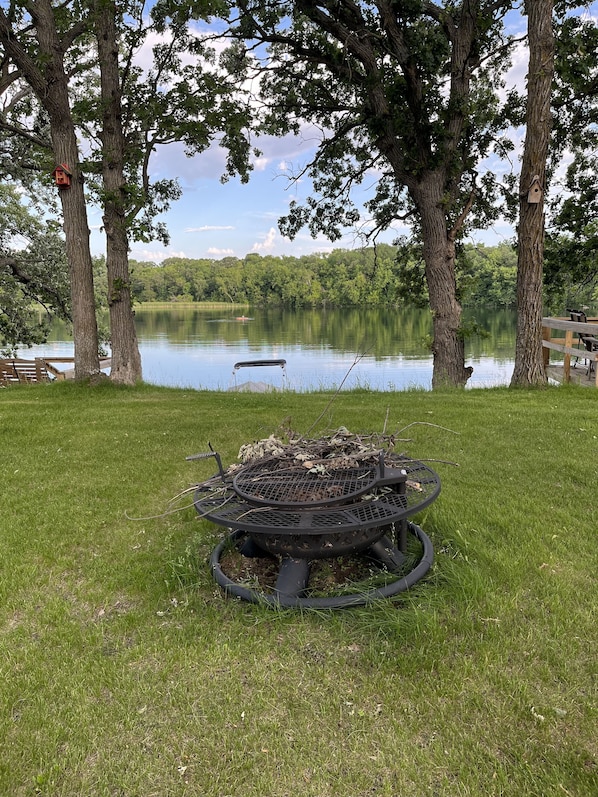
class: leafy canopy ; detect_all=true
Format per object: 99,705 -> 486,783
229,0 -> 517,243
0,185 -> 70,353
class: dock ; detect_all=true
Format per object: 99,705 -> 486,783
546,363 -> 596,387
542,316 -> 598,388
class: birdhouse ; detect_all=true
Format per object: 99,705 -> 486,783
51,163 -> 72,188
527,175 -> 543,204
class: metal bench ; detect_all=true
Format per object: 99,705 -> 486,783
581,334 -> 598,378
569,310 -> 585,366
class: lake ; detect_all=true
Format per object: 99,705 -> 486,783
30,305 -> 519,391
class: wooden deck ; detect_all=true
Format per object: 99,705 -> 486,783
542,317 -> 598,388
546,363 -> 596,387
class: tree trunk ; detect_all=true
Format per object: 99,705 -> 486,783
95,0 -> 142,385
55,127 -> 102,380
413,174 -> 472,388
0,1 -> 101,380
511,0 -> 554,387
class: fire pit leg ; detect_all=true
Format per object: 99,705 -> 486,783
397,519 -> 408,553
237,536 -> 266,558
275,557 -> 310,598
368,535 -> 405,570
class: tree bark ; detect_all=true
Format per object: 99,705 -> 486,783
94,0 -> 142,385
511,0 -> 554,387
413,173 -> 472,388
0,2 -> 101,380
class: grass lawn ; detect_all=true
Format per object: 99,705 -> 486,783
1,380 -> 597,797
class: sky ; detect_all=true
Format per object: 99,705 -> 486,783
86,5 -> 596,265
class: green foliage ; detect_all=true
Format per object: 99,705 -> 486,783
72,0 -> 256,247
1,0 -> 256,251
457,243 -> 518,308
544,227 -> 598,309
129,242 -> 520,309
545,13 -> 598,304
231,0 -> 518,243
394,237 -> 428,308
0,185 -> 70,352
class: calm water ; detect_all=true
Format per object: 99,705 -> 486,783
30,306 -> 518,391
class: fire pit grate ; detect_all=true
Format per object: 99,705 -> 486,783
190,442 -> 441,608
195,457 -> 438,533
232,457 -> 380,507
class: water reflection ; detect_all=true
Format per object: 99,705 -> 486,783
33,306 -> 517,391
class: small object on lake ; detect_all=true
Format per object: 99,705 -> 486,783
229,380 -> 275,393
230,359 -> 288,392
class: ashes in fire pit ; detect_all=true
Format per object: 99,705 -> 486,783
189,430 -> 441,608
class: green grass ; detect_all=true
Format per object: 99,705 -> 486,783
1,380 -> 597,797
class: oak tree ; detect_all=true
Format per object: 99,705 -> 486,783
0,0 -> 101,379
0,0 -> 254,382
230,0 -> 517,386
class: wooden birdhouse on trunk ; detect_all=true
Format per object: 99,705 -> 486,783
51,163 -> 72,189
526,175 -> 543,204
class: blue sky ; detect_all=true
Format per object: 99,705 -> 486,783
89,124 -> 426,263
87,4 -> 596,264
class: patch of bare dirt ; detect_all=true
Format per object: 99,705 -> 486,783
220,544 -> 395,596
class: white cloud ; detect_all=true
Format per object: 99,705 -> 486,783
207,247 -> 234,255
252,156 -> 270,171
186,225 -> 235,232
246,129 -> 322,175
130,248 -> 187,262
246,209 -> 280,221
149,125 -> 321,191
501,41 -> 529,99
252,227 -> 277,252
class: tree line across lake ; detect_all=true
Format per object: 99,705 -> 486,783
125,243 -> 522,310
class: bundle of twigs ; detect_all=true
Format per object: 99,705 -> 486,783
233,427 -> 403,476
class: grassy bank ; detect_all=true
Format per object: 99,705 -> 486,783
1,381 -> 597,797
134,301 -> 250,310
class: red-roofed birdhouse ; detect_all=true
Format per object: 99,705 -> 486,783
51,163 -> 72,188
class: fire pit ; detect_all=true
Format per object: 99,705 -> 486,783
190,436 -> 441,608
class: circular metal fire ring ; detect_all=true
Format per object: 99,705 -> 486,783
194,457 -> 440,537
209,522 -> 434,609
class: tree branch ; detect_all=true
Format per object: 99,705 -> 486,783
1,256 -> 71,318
0,118 -> 50,148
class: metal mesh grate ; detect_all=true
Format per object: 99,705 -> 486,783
232,458 -> 379,507
194,457 -> 440,536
